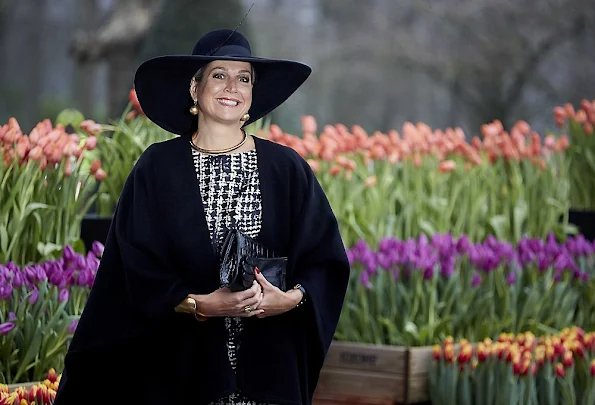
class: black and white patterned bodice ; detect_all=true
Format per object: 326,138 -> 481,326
193,147 -> 262,246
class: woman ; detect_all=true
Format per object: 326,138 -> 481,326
54,29 -> 350,405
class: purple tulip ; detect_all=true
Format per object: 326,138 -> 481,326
0,283 -> 12,300
75,254 -> 87,270
24,265 -> 37,282
346,249 -> 354,265
67,318 -> 79,334
12,271 -> 24,288
6,262 -> 18,272
28,289 -> 40,304
361,251 -> 378,274
8,312 -> 16,321
554,253 -> 572,273
545,233 -> 560,257
456,235 -> 471,254
77,270 -> 90,286
92,241 -> 105,257
58,288 -> 69,303
63,245 -> 75,262
471,273 -> 481,287
423,266 -> 435,280
440,256 -> 455,278
359,271 -> 372,289
506,271 -> 517,285
0,322 -> 15,335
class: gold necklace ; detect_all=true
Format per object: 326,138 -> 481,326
189,129 -> 248,154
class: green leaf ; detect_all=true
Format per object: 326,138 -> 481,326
37,241 -> 64,258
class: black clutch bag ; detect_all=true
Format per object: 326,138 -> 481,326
219,228 -> 287,292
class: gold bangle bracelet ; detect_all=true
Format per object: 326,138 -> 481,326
185,297 -> 208,322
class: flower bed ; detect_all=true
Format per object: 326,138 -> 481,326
0,243 -> 101,384
429,327 -> 595,405
0,117 -> 105,265
553,99 -> 595,211
0,369 -> 59,405
337,233 -> 595,346
266,117 -> 571,246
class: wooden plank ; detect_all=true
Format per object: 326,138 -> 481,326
407,346 -> 433,375
315,367 -> 406,404
406,346 -> 434,403
324,341 -> 408,374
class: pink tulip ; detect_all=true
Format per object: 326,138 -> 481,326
301,115 -> 317,134
85,136 -> 98,150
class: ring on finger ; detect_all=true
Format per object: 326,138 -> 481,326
243,305 -> 252,313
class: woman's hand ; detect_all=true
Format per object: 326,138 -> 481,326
194,281 -> 264,318
254,268 -> 303,318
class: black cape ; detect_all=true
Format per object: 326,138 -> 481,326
54,135 -> 350,405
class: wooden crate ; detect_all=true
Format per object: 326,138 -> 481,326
313,341 -> 433,405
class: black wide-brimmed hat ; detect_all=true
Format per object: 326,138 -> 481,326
133,29 -> 312,136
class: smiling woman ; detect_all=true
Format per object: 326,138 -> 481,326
189,60 -> 255,153
53,29 -> 350,405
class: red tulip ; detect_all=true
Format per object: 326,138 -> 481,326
555,362 -> 565,378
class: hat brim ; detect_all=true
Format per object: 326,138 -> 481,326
133,55 -> 312,136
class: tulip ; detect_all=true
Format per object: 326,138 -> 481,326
67,319 -> 78,334
0,322 -> 15,335
94,168 -> 107,181
58,288 -> 69,303
432,345 -> 441,360
28,289 -> 40,304
555,362 -> 565,378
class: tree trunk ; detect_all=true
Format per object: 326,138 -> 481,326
73,0 -> 97,117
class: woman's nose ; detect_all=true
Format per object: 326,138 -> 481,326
225,78 -> 238,92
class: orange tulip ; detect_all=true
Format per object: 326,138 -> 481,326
301,115 -> 317,134
564,102 -> 575,118
307,159 -> 320,173
94,168 -> 107,181
438,160 -> 456,173
80,120 -> 102,136
364,175 -> 377,188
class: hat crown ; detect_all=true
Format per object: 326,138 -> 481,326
191,29 -> 252,58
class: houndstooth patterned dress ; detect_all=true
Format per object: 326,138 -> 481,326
192,146 -> 274,405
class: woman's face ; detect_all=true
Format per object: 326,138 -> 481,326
194,60 -> 253,125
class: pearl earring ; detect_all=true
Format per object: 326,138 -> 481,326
241,113 -> 250,122
189,101 -> 199,115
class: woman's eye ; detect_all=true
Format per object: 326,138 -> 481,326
240,76 -> 250,83
213,73 -> 224,79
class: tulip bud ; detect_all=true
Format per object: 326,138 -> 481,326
364,175 -> 377,188
555,362 -> 565,378
306,159 -> 320,173
590,359 -> 595,376
562,350 -> 574,368
46,368 -> 58,383
0,322 -> 15,335
58,289 -> 69,303
443,344 -> 455,363
432,345 -> 441,360
94,168 -> 107,181
477,343 -> 488,362
329,165 -> 341,177
458,344 -> 473,364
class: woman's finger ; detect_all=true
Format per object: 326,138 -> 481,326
254,269 -> 273,289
